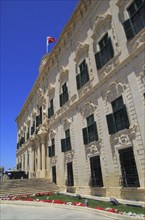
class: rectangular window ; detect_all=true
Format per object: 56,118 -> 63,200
90,156 -> 103,187
61,129 -> 71,152
67,162 -> 74,186
119,147 -> 140,187
82,114 -> 98,145
76,59 -> 89,90
48,138 -> 55,157
52,166 -> 57,184
106,96 -> 130,134
123,0 -> 145,40
60,83 -> 69,107
48,99 -> 54,118
95,33 -> 114,70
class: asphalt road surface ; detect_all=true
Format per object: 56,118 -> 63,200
1,203 -> 116,220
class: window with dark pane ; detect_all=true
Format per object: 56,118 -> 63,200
90,156 -> 103,187
48,138 -> 55,157
95,33 -> 114,70
119,147 -> 140,187
52,166 -> 57,184
65,129 -> 71,151
60,82 -> 69,107
48,99 -> 54,118
123,0 -> 145,40
67,162 -> 74,186
76,59 -> 89,90
82,114 -> 98,145
106,96 -> 130,134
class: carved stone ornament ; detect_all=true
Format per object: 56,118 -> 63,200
59,66 -> 69,82
78,80 -> 93,98
37,88 -> 46,108
63,118 -> 71,130
105,81 -> 125,103
48,83 -> 55,96
81,102 -> 96,118
85,138 -> 102,158
74,42 -> 89,62
64,150 -> 74,163
49,129 -> 56,139
116,0 -> 127,7
26,116 -> 31,125
37,124 -> 48,136
50,156 -> 57,166
32,108 -> 37,118
23,123 -> 27,131
110,124 -> 138,147
131,30 -> 145,51
39,54 -> 49,74
91,13 -> 112,39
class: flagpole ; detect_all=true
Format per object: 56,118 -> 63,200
46,37 -> 49,53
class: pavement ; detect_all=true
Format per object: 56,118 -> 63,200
0,200 -> 144,220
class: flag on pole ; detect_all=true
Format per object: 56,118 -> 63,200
46,36 -> 56,53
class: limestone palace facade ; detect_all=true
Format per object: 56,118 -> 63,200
16,0 -> 145,201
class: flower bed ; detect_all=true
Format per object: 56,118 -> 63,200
1,192 -> 145,218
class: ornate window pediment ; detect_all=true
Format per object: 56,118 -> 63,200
91,13 -> 112,39
37,88 -> 46,108
48,83 -> 55,96
81,102 -> 97,118
59,66 -> 69,83
105,81 -> 126,103
32,108 -> 37,118
63,118 -> 71,130
49,129 -> 56,139
74,42 -> 89,62
26,116 -> 31,125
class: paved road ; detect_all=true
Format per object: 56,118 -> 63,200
1,203 -> 116,220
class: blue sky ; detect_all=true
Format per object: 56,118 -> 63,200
0,0 -> 79,171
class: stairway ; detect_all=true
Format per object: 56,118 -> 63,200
0,179 -> 59,197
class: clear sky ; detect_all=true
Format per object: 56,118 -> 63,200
0,0 -> 79,171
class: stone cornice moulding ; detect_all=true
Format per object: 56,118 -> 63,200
74,42 -> 89,62
59,66 -> 69,82
48,83 -> 55,96
91,13 -> 112,39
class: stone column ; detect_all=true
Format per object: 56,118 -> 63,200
39,134 -> 46,178
37,143 -> 41,171
30,146 -> 35,178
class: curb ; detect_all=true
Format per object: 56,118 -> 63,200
1,200 -> 144,220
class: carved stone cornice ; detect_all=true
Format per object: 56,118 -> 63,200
129,29 -> 145,53
78,80 -> 93,98
63,118 -> 71,130
59,66 -> 69,83
48,83 -> 55,97
39,54 -> 49,75
81,102 -> 97,118
91,13 -> 112,39
74,42 -> 89,62
105,81 -> 126,103
37,88 -> 46,108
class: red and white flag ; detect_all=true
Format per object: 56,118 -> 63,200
46,36 -> 56,53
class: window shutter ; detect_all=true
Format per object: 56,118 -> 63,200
123,19 -> 135,40
122,105 -> 130,129
48,107 -> 51,118
82,127 -> 89,145
60,93 -> 63,107
48,146 -> 52,157
106,113 -> 116,134
52,145 -> 55,157
61,139 -> 66,152
76,74 -> 81,90
108,37 -> 114,59
93,122 -> 98,141
95,52 -> 102,70
36,115 -> 39,127
85,64 -> 89,81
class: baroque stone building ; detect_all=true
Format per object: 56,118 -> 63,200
16,0 -> 145,201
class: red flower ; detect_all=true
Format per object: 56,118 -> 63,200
96,207 -> 105,211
